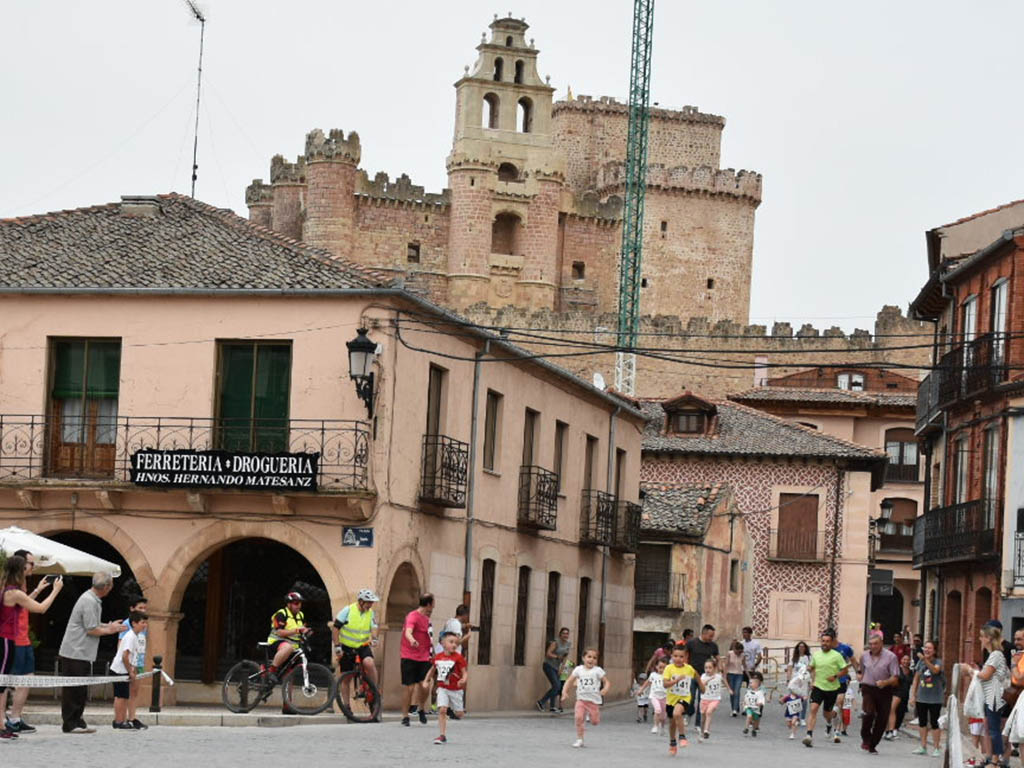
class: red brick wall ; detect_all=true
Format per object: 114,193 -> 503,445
768,367 -> 919,391
248,202 -> 272,231
304,160 -> 357,260
446,168 -> 494,307
558,215 -> 620,311
271,183 -> 304,242
937,568 -> 1001,664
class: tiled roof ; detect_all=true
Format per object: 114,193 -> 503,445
0,194 -> 387,291
640,482 -> 727,538
641,398 -> 886,461
728,387 -> 918,409
937,198 -> 1024,230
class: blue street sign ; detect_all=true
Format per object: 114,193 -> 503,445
342,526 -> 374,548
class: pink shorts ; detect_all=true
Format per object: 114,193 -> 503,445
651,697 -> 666,716
575,700 -> 601,726
700,699 -> 720,715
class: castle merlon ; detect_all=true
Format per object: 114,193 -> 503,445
356,171 -> 450,206
245,179 -> 273,206
554,95 -> 726,128
595,162 -> 762,204
270,155 -> 306,184
305,128 -> 361,164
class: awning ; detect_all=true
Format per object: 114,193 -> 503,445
0,527 -> 122,576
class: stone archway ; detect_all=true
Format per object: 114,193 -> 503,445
945,590 -> 963,664
379,561 -> 423,703
31,517 -> 156,594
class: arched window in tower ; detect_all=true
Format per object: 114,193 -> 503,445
506,35 -> 514,47
493,57 -> 504,82
482,93 -> 499,129
514,60 -> 524,84
517,97 -> 533,133
497,162 -> 519,182
491,212 -> 522,256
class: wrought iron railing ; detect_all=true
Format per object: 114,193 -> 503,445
419,434 -> 469,508
935,334 -> 1009,409
884,462 -> 920,483
1015,533 -> 1024,587
912,498 -> 998,568
580,490 -> 615,545
877,521 -> 915,552
915,370 -> 941,434
635,571 -> 685,610
0,414 -> 370,491
767,529 -> 827,561
613,499 -> 642,552
517,465 -> 558,531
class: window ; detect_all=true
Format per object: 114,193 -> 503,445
583,435 -> 598,490
954,436 -> 969,504
514,59 -> 524,84
482,93 -> 499,129
984,428 -> 1000,528
477,559 -> 496,665
497,162 -> 519,182
577,576 -> 591,650
963,296 -> 978,344
775,493 -> 819,559
426,364 -> 447,436
483,390 -> 503,471
641,277 -> 649,288
660,220 -> 668,238
754,356 -> 769,387
545,572 -> 560,645
614,449 -> 626,499
493,57 -> 504,82
706,278 -> 715,290
931,462 -> 942,508
217,341 -> 291,452
729,559 -> 740,594
491,212 -> 522,255
571,261 -> 586,280
514,565 -> 531,665
49,339 -> 121,477
635,545 -> 670,607
517,97 -> 533,133
992,279 -> 1008,362
836,372 -> 864,391
407,242 -> 420,263
505,35 -> 513,46
669,411 -> 704,434
885,428 -> 919,482
522,408 -> 539,466
878,498 -> 917,550
553,421 -> 568,492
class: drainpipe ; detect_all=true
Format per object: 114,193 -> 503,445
827,469 -> 843,629
599,405 -> 621,659
463,341 -> 490,607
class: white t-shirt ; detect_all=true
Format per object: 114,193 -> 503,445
701,673 -> 724,701
648,674 -> 666,700
743,688 -> 765,710
111,629 -> 140,675
572,664 -> 606,704
742,639 -> 763,671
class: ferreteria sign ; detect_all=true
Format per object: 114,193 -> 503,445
130,449 -> 319,491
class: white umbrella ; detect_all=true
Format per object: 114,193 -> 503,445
0,526 -> 122,577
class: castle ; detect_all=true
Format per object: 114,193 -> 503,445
245,14 -> 928,396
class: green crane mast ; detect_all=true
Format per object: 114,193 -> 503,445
614,0 -> 655,395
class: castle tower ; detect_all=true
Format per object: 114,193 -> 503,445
446,15 -> 565,310
303,129 -> 360,260
245,179 -> 273,230
269,155 -> 307,242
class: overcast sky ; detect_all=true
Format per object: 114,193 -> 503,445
2,1 -> 1022,330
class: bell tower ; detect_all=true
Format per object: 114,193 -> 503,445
446,15 -> 564,310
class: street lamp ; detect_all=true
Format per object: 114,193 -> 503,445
346,328 -> 377,416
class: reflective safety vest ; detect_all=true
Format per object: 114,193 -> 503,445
267,607 -> 305,648
338,602 -> 374,648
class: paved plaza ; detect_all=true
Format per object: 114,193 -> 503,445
5,703 -> 944,768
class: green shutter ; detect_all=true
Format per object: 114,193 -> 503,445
85,342 -> 121,398
52,341 -> 86,398
253,345 -> 290,452
218,344 -> 255,452
218,343 -> 291,452
52,341 -> 120,398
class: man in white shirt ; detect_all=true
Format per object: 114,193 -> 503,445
441,604 -> 474,656
742,627 -> 763,677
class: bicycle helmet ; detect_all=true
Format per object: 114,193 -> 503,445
357,589 -> 380,602
285,591 -> 304,603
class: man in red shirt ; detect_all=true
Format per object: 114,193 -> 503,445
423,631 -> 468,744
890,631 -> 910,662
400,593 -> 435,726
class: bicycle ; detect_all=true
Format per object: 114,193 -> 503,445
334,647 -> 382,723
222,634 -> 336,715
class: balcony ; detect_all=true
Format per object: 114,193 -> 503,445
419,434 -> 469,508
517,465 -> 558,530
884,462 -> 920,483
767,529 -> 827,562
580,490 -> 615,545
877,521 -> 915,553
1015,533 -> 1024,587
912,499 -> 998,568
935,334 -> 1009,409
635,571 -> 686,610
0,414 -> 370,492
613,499 -> 642,552
915,370 -> 942,435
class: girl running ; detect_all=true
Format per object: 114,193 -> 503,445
699,659 -> 730,740
562,647 -> 610,748
636,658 -> 668,734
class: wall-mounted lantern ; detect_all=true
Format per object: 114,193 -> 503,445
346,327 -> 377,417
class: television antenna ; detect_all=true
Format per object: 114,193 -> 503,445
184,1 -> 206,198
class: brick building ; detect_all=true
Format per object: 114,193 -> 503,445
911,200 -> 1024,665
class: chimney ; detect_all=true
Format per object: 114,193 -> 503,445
120,196 -> 163,217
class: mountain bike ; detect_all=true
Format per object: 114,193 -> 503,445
334,647 -> 382,723
222,634 -> 336,715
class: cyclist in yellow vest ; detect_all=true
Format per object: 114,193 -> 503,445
267,591 -> 310,684
331,589 -> 380,710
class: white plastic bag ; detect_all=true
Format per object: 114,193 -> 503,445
1003,685 -> 1024,743
964,673 -> 985,720
788,667 -> 810,699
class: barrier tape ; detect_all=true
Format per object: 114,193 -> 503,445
0,669 -> 175,688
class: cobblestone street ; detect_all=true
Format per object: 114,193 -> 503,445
6,703 -> 944,768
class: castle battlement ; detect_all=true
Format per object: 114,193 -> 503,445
356,171 -> 450,206
571,190 -> 623,220
305,129 -> 361,164
554,95 -> 725,128
596,162 -> 762,203
244,179 -> 273,206
270,155 -> 306,184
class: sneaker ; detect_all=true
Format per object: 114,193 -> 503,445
789,733 -> 795,740
572,738 -> 584,748
401,716 -> 410,727
418,710 -> 427,725
112,721 -> 134,730
450,711 -> 462,720
6,720 -> 35,734
884,731 -> 894,741
130,719 -> 148,730
669,742 -> 677,756
833,732 -> 841,744
909,718 -> 919,726
0,727 -> 16,740
841,730 -> 849,736
409,705 -> 419,715
536,700 -> 546,712
826,722 -> 833,736
703,731 -> 710,740
679,737 -> 688,747
932,748 -> 942,757
803,735 -> 813,748
912,747 -> 927,755
69,725 -> 95,734
433,735 -> 446,745
752,729 -> 758,738
731,710 -> 738,717
651,725 -> 658,734
743,726 -> 749,735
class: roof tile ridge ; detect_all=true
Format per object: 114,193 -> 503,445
937,197 -> 1024,229
0,201 -> 119,227
720,401 -> 884,457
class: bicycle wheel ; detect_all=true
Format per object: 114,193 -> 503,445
222,661 -> 267,713
335,669 -> 382,723
282,662 -> 336,715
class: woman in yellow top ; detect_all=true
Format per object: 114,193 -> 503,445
663,644 -> 703,755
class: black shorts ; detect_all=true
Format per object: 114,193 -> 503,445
666,700 -> 694,718
338,644 -> 373,672
113,681 -> 131,699
400,658 -> 431,686
810,687 -> 839,712
916,702 -> 941,729
837,680 -> 849,695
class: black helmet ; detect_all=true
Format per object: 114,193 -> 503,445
285,591 -> 304,603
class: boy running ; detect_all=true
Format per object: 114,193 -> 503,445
562,647 -> 610,748
781,688 -> 803,739
742,671 -> 765,736
804,628 -> 850,747
421,632 -> 467,745
664,643 -> 701,755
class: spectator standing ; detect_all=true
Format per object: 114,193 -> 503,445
646,640 -> 674,674
909,639 -> 944,757
57,572 -> 122,734
441,604 -> 473,656
685,624 -> 719,730
890,631 -> 910,662
400,594 -> 435,727
725,640 -> 745,716
741,626 -> 762,683
858,633 -> 900,754
536,626 -> 571,713
967,624 -> 1010,768
110,611 -> 149,730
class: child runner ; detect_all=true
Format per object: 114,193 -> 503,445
421,631 -> 467,745
841,677 -> 859,736
562,647 -> 609,748
699,659 -> 730,740
781,687 -> 803,739
742,671 -> 766,737
633,672 -> 650,722
111,611 -> 148,730
664,643 -> 701,755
